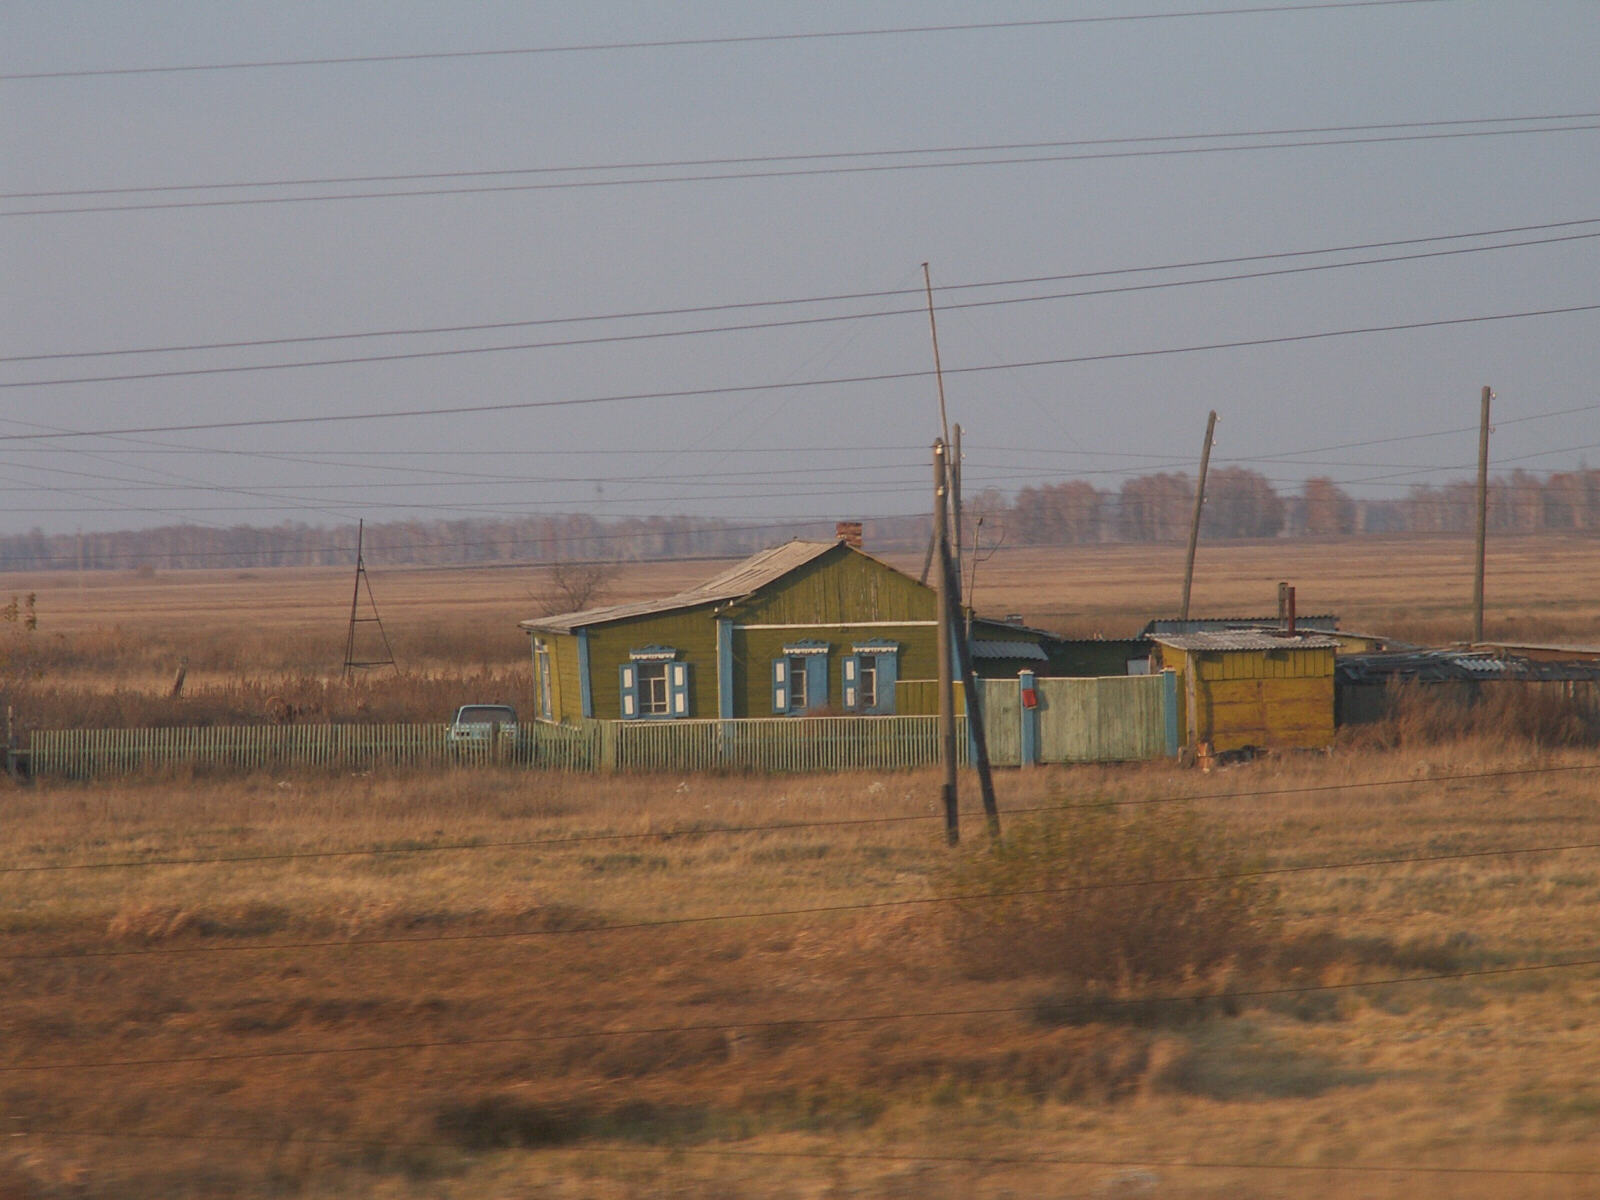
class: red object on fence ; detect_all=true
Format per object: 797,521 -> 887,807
1021,688 -> 1038,709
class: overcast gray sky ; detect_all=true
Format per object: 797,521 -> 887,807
4,0 -> 1598,541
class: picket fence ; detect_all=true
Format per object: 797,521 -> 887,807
26,715 -> 972,780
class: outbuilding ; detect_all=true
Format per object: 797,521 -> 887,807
1149,630 -> 1338,752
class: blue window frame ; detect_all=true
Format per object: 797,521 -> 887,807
843,641 -> 899,714
772,640 -> 829,714
620,647 -> 690,719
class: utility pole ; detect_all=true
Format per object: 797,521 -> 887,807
1473,385 -> 1492,643
1180,410 -> 1218,621
342,519 -> 399,682
951,422 -> 965,603
919,263 -> 952,587
933,440 -> 959,846
939,533 -> 1000,839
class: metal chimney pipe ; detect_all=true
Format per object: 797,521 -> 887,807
1286,586 -> 1297,636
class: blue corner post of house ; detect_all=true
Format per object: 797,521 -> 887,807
1162,667 -> 1180,757
716,617 -> 735,764
1018,669 -> 1038,767
965,695 -> 978,766
716,618 -> 735,720
576,629 -> 594,719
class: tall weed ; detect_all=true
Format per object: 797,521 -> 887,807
1349,680 -> 1600,749
943,799 -> 1277,988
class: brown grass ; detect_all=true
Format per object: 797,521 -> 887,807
3,746 -> 1600,1197
3,538 -> 1600,1195
6,532 -> 1599,728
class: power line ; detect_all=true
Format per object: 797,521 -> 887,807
8,762 -> 1594,876
3,303 -> 1597,438
10,227 -> 1600,387
8,835 -> 1598,966
0,3 -> 1463,82
6,955 -> 1596,1075
8,216 -> 1597,365
11,120 -> 1595,217
13,112 -> 1584,203
11,1124 -> 1599,1178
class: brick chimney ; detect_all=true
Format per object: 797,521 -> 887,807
835,521 -> 863,549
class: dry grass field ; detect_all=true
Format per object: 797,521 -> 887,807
3,750 -> 1600,1198
3,532 -> 1597,724
2,535 -> 1599,1197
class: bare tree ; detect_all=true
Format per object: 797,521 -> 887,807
531,558 -> 621,616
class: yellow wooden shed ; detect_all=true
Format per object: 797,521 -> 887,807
1149,631 -> 1338,752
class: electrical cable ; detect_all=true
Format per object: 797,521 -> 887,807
0,4 -> 1470,82
12,111 -> 1584,203
9,227 -> 1600,387
5,836 -> 1597,966
5,955 -> 1597,1074
6,1123 -> 1597,1178
6,761 -> 1594,876
8,215 -> 1597,364
3,304 -> 1597,434
10,120 -> 1595,217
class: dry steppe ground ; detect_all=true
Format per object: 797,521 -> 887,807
7,532 -> 1599,690
4,751 -> 1600,1198
1,535 -> 1599,1197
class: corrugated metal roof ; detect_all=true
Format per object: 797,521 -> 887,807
520,540 -> 840,633
1143,615 -> 1338,635
1151,631 -> 1340,652
1337,650 -> 1600,684
970,640 -> 1049,661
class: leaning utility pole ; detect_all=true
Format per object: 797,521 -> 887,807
933,439 -> 959,845
950,421 -> 965,587
939,532 -> 1000,840
1473,385 -> 1492,643
920,263 -> 953,587
1180,410 -> 1218,621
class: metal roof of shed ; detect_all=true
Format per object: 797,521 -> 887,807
1151,631 -> 1340,652
1143,615 -> 1337,635
970,640 -> 1049,662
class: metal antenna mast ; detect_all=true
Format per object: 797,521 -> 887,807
342,519 -> 398,681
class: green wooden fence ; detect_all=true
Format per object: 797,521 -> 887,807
25,715 -> 970,780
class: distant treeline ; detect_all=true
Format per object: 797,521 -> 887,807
1,467 -> 1597,572
1004,466 -> 1600,544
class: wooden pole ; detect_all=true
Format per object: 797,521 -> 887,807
919,263 -> 952,588
939,534 -> 1000,839
934,439 -> 959,845
343,519 -> 365,682
1180,410 -> 1218,621
951,421 -> 965,592
1473,385 -> 1492,643
923,264 -> 952,450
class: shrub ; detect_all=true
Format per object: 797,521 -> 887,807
943,799 -> 1276,988
1348,679 -> 1600,749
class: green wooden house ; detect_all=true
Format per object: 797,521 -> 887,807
520,539 -> 1047,723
